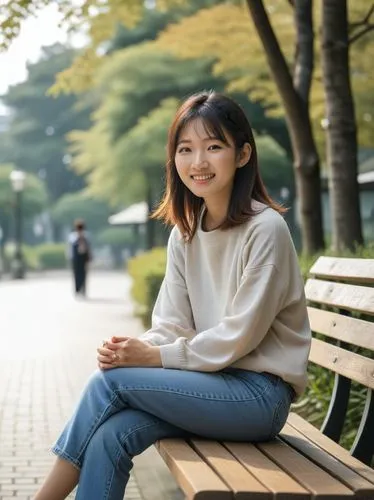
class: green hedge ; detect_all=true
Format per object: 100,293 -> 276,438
127,247 -> 166,328
4,243 -> 67,271
36,243 -> 67,270
128,243 -> 374,453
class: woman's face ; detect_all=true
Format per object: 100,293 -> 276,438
175,118 -> 248,207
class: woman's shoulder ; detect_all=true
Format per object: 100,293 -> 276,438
169,225 -> 184,243
167,226 -> 186,256
240,203 -> 296,268
247,201 -> 289,236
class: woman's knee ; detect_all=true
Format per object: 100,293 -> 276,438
81,369 -> 119,410
84,410 -> 164,463
84,414 -> 129,468
85,368 -> 118,393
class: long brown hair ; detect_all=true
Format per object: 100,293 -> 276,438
152,91 -> 286,241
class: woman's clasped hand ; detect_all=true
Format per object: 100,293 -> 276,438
97,336 -> 162,369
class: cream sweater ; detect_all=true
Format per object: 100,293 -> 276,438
140,202 -> 311,396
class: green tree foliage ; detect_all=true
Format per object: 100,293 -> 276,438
256,135 -> 293,195
43,0 -> 224,95
2,1 -> 373,152
68,43 -> 225,205
0,44 -> 92,200
0,0 -> 187,52
97,226 -> 135,246
68,37 -> 292,204
0,164 -> 48,218
110,97 -> 179,202
51,191 -> 111,233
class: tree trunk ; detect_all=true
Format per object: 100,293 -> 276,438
246,0 -> 324,254
293,0 -> 313,105
321,0 -> 363,251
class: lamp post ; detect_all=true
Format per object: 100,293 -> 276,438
9,169 -> 26,279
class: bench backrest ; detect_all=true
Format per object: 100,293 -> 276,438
305,256 -> 374,465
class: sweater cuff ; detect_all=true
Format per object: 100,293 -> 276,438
160,340 -> 186,369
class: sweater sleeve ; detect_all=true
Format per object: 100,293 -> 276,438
138,227 -> 195,347
160,264 -> 281,370
159,216 -> 293,371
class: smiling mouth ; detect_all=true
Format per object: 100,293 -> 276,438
191,174 -> 215,181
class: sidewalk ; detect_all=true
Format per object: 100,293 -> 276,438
0,271 -> 181,500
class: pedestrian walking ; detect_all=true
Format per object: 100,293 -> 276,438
67,219 -> 92,297
34,91 -> 311,500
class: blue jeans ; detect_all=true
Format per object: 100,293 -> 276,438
53,367 -> 294,500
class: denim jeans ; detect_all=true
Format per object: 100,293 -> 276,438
53,367 -> 294,500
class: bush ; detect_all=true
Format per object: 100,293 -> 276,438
22,245 -> 40,270
293,363 -> 369,451
127,247 -> 166,328
36,243 -> 67,270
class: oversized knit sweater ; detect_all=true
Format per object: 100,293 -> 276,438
140,201 -> 311,396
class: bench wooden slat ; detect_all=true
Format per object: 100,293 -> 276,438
257,438 -> 354,498
305,279 -> 374,316
223,442 -> 310,499
191,440 -> 271,499
287,412 -> 374,485
156,439 -> 232,500
309,338 -> 374,390
280,423 -> 374,496
307,306 -> 374,350
310,257 -> 374,283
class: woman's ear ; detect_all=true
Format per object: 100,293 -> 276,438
238,143 -> 252,168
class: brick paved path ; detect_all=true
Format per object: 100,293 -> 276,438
0,271 -> 144,499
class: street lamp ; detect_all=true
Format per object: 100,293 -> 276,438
9,169 -> 26,279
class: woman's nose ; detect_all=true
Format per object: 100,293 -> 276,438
191,157 -> 208,169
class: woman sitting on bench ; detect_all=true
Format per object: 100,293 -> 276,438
34,91 -> 311,500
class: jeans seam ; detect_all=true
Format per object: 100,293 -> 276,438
103,419 -> 166,500
75,392 -> 120,463
229,373 -> 274,399
114,385 -> 267,402
270,389 -> 291,438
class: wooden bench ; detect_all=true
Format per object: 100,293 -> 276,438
155,256 -> 374,499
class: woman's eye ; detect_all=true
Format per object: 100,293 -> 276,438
208,144 -> 222,150
178,147 -> 190,153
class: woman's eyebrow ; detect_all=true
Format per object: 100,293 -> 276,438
177,136 -> 221,145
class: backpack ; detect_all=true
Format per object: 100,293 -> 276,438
73,235 -> 91,263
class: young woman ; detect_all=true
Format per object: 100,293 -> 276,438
34,91 -> 311,500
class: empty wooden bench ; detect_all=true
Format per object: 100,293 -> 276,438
155,256 -> 374,499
